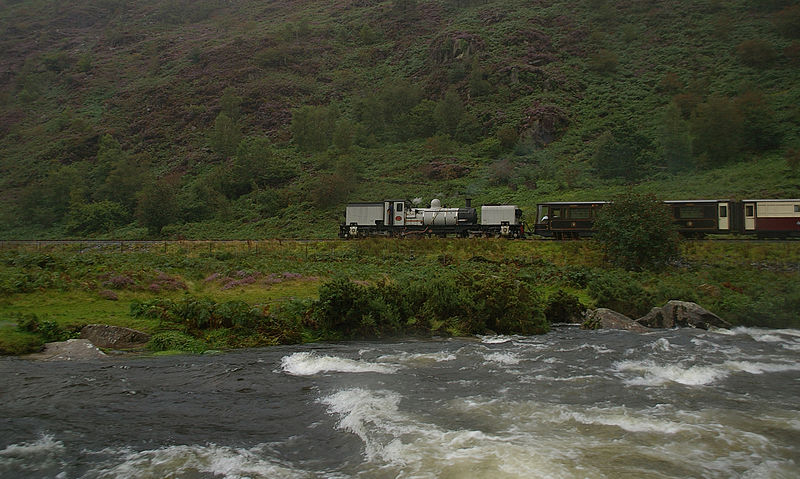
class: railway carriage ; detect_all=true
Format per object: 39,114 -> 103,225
664,199 -> 738,238
533,201 -> 606,239
742,199 -> 800,238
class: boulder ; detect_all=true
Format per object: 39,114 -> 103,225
25,339 -> 107,361
583,308 -> 650,333
80,324 -> 151,349
661,300 -> 731,330
636,307 -> 672,328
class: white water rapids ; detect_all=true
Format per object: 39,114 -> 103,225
1,326 -> 798,478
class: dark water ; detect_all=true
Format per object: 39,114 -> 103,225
1,327 -> 799,478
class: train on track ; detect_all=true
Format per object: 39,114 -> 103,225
340,198 -> 800,239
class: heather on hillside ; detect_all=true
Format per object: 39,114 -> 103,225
1,0 -> 799,238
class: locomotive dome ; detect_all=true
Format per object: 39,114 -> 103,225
430,199 -> 441,208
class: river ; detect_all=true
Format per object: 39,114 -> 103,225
1,327 -> 798,478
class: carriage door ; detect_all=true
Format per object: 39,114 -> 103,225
393,202 -> 405,226
744,202 -> 756,231
718,202 -> 729,231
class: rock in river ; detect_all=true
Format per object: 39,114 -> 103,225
584,308 -> 650,333
80,324 -> 151,349
637,301 -> 730,330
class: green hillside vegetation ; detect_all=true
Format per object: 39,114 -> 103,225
1,0 -> 799,239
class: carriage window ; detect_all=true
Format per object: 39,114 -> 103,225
719,205 -> 727,218
795,205 -> 800,213
745,205 -> 754,217
396,203 -> 403,212
551,208 -> 562,218
679,206 -> 704,219
569,208 -> 591,219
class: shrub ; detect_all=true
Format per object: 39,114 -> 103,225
588,49 -> 618,73
736,39 -> 777,68
690,96 -> 744,168
0,330 -> 44,356
147,331 -> 207,353
774,5 -> 800,38
544,290 -> 586,324
587,271 -> 654,318
16,314 -> 76,342
593,191 -> 680,271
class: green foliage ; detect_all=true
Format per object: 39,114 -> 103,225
593,191 -> 680,271
147,331 -> 207,353
587,270 -> 654,318
66,200 -> 130,235
291,105 -> 338,153
592,125 -> 655,180
434,89 -> 464,137
136,177 -> 180,236
0,329 -> 44,356
660,102 -> 693,172
210,112 -> 242,157
16,313 -> 77,342
691,96 -> 744,168
312,271 -> 548,339
544,290 -> 586,324
587,49 -> 618,73
774,5 -> 800,38
736,39 -> 777,68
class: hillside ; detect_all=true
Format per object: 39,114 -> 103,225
1,0 -> 799,239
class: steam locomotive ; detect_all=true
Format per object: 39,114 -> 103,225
339,199 -> 524,238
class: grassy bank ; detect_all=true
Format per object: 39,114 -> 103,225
1,239 -> 798,355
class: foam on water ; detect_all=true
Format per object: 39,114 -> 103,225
377,351 -> 457,365
320,388 -> 576,478
481,351 -> 522,365
280,352 -> 398,376
0,434 -> 65,472
615,357 -> 800,386
81,443 -> 308,479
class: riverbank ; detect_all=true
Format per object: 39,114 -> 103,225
2,239 -> 799,355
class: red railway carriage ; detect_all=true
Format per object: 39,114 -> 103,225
742,199 -> 800,238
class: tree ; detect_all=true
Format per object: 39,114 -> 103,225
65,201 -> 130,235
136,177 -> 180,236
592,124 -> 654,180
434,89 -> 464,137
228,136 -> 296,197
660,101 -> 693,172
96,157 -> 149,212
690,96 -> 743,167
736,90 -> 781,152
210,112 -> 242,157
593,191 -> 680,271
291,105 -> 338,153
736,39 -> 777,68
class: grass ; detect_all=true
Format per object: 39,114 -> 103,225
1,238 -> 799,355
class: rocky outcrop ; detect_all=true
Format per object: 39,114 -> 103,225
583,308 -> 650,333
80,324 -> 150,349
637,301 -> 730,330
24,339 -> 107,361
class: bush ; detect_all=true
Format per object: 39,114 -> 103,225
593,191 -> 680,271
147,331 -> 207,353
0,330 -> 44,356
544,290 -> 586,324
587,271 -> 654,318
736,39 -> 777,68
16,314 -> 76,342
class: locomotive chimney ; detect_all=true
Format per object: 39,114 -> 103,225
466,198 -> 472,208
